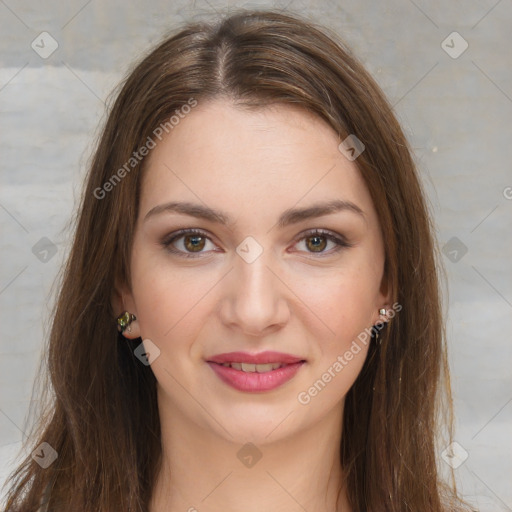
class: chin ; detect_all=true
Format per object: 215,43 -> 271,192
212,405 -> 305,445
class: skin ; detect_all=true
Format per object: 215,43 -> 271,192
114,99 -> 391,512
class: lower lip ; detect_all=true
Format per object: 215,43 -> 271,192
207,361 -> 305,392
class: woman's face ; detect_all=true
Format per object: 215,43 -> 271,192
121,99 -> 390,443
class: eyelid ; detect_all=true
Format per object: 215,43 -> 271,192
289,228 -> 353,256
160,227 -> 352,258
292,227 -> 351,244
160,228 -> 218,258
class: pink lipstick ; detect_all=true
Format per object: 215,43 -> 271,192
206,351 -> 305,392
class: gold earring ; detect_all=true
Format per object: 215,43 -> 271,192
117,311 -> 136,333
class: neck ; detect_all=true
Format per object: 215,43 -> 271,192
149,390 -> 352,512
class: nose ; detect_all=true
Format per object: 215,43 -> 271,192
218,250 -> 290,337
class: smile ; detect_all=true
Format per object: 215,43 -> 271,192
207,358 -> 305,392
218,362 -> 285,372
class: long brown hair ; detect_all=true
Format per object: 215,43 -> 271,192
3,9 -> 472,512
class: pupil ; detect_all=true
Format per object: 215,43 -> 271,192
308,236 -> 326,252
185,235 -> 205,252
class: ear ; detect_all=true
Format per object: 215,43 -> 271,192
111,279 -> 141,339
373,268 -> 394,326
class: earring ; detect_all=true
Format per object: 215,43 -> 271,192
374,308 -> 389,346
374,328 -> 381,345
117,311 -> 136,333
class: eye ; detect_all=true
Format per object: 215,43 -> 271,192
292,229 -> 352,256
161,228 -> 352,259
161,229 -> 218,258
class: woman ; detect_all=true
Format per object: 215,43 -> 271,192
2,9 -> 473,512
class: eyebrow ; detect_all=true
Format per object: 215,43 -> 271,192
143,199 -> 366,227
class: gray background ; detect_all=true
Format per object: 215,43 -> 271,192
0,0 -> 511,510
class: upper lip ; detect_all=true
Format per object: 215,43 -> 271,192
207,351 -> 305,365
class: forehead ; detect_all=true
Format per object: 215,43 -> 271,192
139,99 -> 376,227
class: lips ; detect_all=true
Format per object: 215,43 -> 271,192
206,351 -> 306,392
207,351 -> 305,365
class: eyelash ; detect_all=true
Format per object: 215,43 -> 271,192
160,228 -> 353,259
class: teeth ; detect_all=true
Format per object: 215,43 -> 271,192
220,362 -> 284,372
255,363 -> 277,373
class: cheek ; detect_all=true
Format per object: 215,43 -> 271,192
296,265 -> 377,341
295,271 -> 374,407
129,250 -> 215,341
